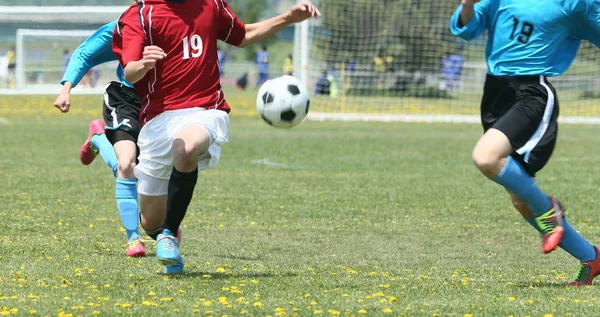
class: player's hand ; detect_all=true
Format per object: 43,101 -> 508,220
287,1 -> 321,23
461,0 -> 481,6
142,45 -> 167,70
54,87 -> 71,113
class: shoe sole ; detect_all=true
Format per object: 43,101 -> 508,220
158,258 -> 180,266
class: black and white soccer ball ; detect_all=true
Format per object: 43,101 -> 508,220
256,75 -> 310,128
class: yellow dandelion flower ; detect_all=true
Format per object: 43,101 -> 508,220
508,296 -> 516,301
464,314 -> 473,317
313,310 -> 321,315
382,308 -> 393,313
327,309 -> 340,315
203,301 -> 213,306
544,315 -> 553,317
160,297 -> 173,302
358,309 -> 367,314
216,267 -> 226,273
253,302 -> 263,307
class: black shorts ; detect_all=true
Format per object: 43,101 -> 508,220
102,82 -> 142,144
481,74 -> 559,176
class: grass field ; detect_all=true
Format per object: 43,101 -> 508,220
3,94 -> 600,317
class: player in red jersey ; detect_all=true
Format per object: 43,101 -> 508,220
113,0 -> 320,273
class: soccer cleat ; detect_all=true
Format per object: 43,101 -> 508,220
535,197 -> 565,254
165,258 -> 184,275
568,247 -> 600,286
126,238 -> 146,257
79,120 -> 105,165
156,229 -> 181,266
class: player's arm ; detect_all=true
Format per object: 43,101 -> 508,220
574,0 -> 600,48
123,46 -> 167,84
236,1 -> 320,48
449,0 -> 490,41
112,11 -> 166,85
54,21 -> 119,113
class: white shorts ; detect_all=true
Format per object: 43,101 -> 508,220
135,108 -> 229,196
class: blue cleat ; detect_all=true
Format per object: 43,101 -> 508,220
164,258 -> 184,275
156,229 -> 181,266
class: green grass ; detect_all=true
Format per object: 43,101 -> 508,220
3,95 -> 600,316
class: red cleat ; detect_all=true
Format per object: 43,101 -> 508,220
79,120 -> 105,165
568,247 -> 600,286
535,197 -> 565,254
126,239 -> 146,257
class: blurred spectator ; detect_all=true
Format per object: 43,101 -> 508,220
374,51 -> 393,90
217,46 -> 225,77
314,70 -> 331,95
283,54 -> 293,76
236,72 -> 248,90
6,46 -> 16,87
256,45 -> 269,87
443,51 -> 464,91
63,49 -> 71,76
86,66 -> 100,88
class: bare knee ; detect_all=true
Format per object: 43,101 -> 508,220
172,139 -> 204,172
117,158 -> 136,178
472,147 -> 504,178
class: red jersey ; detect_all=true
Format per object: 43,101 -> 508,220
112,0 -> 246,124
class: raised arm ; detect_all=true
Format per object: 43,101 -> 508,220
572,0 -> 600,48
239,2 -> 320,48
450,0 -> 490,41
217,0 -> 320,48
54,21 -> 119,113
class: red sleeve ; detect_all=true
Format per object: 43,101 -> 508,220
217,0 -> 246,46
112,6 -> 147,67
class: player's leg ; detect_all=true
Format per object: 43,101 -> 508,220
156,109 -> 229,271
154,125 -> 206,266
111,136 -> 145,257
80,120 -> 118,176
472,76 -> 562,253
103,82 -> 146,257
135,112 -> 185,273
509,193 -> 600,285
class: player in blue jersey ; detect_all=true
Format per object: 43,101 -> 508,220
451,0 -> 600,286
53,19 -> 147,258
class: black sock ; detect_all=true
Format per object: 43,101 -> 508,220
144,227 -> 163,241
164,167 -> 198,233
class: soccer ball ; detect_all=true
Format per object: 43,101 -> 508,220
256,75 -> 310,128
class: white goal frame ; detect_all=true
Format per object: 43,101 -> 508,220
16,29 -> 96,90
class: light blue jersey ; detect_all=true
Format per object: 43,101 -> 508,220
450,0 -> 600,76
60,20 -> 132,88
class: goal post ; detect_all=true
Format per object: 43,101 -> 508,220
297,0 -> 600,124
14,28 -> 119,94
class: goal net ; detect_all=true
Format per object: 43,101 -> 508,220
14,29 -> 119,94
296,0 -> 600,123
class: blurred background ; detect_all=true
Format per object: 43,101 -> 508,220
1,0 -> 600,119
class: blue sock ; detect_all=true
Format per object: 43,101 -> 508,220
91,134 -> 118,177
560,218 -> 596,262
116,178 -> 140,242
492,156 -> 551,216
524,217 -> 596,262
